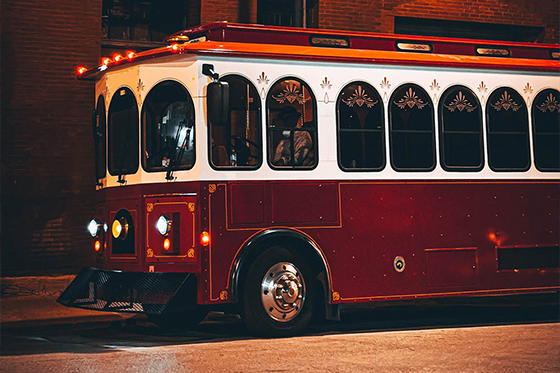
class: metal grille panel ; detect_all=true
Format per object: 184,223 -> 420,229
57,267 -> 193,315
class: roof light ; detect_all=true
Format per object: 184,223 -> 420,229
396,42 -> 432,53
126,50 -> 137,60
309,35 -> 350,48
101,57 -> 112,66
76,66 -> 88,76
476,47 -> 510,57
112,53 -> 124,63
166,35 -> 189,42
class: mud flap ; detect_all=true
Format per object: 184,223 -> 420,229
57,267 -> 195,315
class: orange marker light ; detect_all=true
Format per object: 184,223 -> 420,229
76,66 -> 87,76
200,231 -> 210,246
112,53 -> 124,62
163,238 -> 171,251
94,240 -> 101,252
126,50 -> 137,60
101,57 -> 112,66
171,43 -> 180,52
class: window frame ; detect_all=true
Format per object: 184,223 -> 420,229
531,88 -> 560,172
336,81 -> 386,172
486,87 -> 530,172
208,74 -> 263,171
94,95 -> 107,181
266,77 -> 318,171
389,83 -> 436,172
438,85 -> 484,172
108,86 -> 139,176
141,80 -> 196,173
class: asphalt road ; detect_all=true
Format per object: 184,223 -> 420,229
1,296 -> 559,372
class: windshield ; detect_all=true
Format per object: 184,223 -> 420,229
142,81 -> 195,172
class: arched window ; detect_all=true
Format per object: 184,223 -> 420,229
486,87 -> 530,171
438,86 -> 483,171
337,82 -> 385,171
267,78 -> 317,169
94,95 -> 106,181
142,81 -> 195,172
209,75 -> 261,169
389,84 -> 435,171
108,87 -> 139,176
532,89 -> 560,172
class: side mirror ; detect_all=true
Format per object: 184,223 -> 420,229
207,81 -> 229,126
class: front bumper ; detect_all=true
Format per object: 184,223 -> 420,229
57,267 -> 195,315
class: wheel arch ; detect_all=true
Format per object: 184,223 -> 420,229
229,228 -> 333,307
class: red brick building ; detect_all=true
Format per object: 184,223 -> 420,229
1,0 -> 558,276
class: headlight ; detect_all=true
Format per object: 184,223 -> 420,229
87,219 -> 101,237
112,217 -> 129,240
156,215 -> 171,236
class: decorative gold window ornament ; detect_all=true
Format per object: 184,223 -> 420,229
444,92 -> 477,112
273,82 -> 309,104
257,72 -> 269,85
394,87 -> 428,110
538,93 -> 560,113
342,86 -> 378,108
490,91 -> 522,112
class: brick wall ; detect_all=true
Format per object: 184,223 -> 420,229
1,0 -> 101,276
317,0 -> 559,43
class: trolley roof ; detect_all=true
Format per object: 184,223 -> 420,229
77,22 -> 560,79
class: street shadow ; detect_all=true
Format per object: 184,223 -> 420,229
1,293 -> 558,357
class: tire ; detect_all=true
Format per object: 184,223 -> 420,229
242,246 -> 315,337
148,308 -> 208,330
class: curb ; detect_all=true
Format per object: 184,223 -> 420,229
1,275 -> 75,298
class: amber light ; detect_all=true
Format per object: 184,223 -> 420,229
112,53 -> 124,62
94,240 -> 101,252
126,50 -> 137,60
170,43 -> 180,52
200,231 -> 210,246
76,66 -> 87,76
163,238 -> 171,251
101,57 -> 112,66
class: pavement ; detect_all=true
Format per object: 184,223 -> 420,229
1,275 -> 131,330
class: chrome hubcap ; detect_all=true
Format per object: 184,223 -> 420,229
261,262 -> 306,322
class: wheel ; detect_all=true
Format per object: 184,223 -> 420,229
242,246 -> 315,337
147,308 -> 208,330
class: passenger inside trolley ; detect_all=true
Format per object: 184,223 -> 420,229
272,106 -> 314,166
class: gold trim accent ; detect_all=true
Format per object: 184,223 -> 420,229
490,91 -> 522,112
146,201 -> 196,259
220,291 -> 228,301
146,203 -> 154,212
342,85 -> 378,108
394,87 -> 428,110
341,286 -> 560,302
208,184 -> 217,194
444,91 -> 477,113
332,292 -> 340,301
538,93 -> 560,113
188,202 -> 195,212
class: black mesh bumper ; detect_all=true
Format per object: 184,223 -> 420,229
57,267 -> 195,315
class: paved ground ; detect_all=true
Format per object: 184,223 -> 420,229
1,293 -> 559,372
